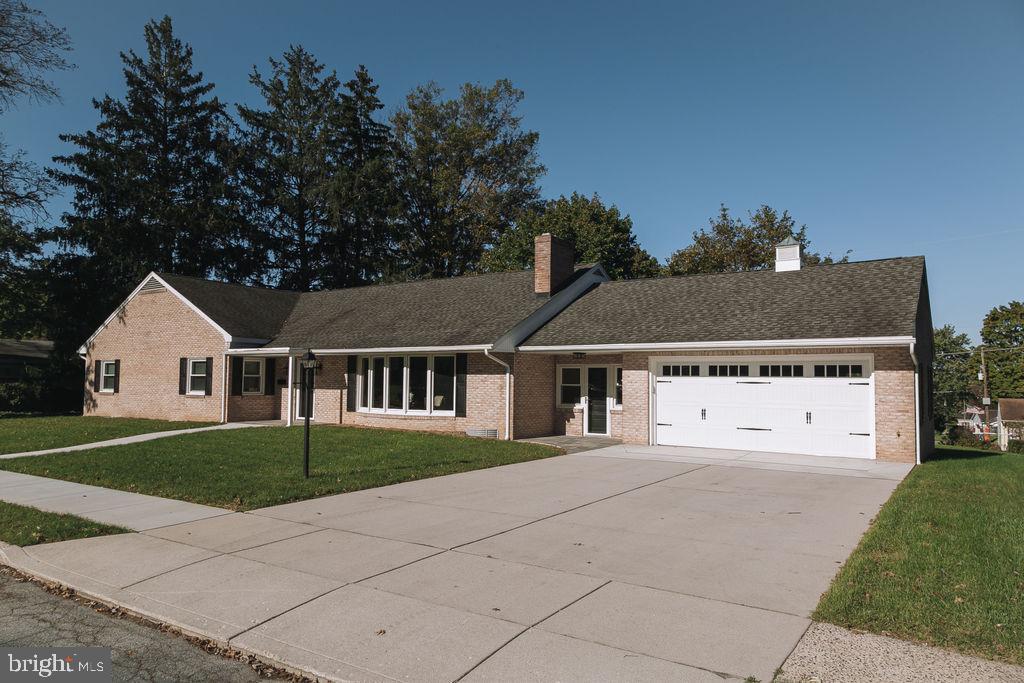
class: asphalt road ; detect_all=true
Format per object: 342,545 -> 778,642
0,569 -> 273,682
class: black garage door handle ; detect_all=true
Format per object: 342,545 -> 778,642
737,427 -> 772,431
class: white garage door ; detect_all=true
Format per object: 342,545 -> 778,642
654,361 -> 874,459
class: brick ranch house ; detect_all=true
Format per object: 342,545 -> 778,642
80,234 -> 934,464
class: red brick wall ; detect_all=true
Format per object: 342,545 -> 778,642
83,288 -> 227,422
226,358 -> 286,422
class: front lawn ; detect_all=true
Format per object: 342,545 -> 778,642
0,426 -> 558,511
0,415 -> 212,455
0,501 -> 129,546
815,445 -> 1024,665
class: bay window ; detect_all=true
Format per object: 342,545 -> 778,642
357,354 -> 457,415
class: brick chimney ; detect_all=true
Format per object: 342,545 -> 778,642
534,233 -> 575,296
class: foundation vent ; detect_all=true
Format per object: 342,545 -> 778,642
465,428 -> 499,439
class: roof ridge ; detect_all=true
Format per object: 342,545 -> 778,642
598,255 -> 925,286
158,268 -> 534,298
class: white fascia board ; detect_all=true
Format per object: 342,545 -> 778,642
309,344 -> 492,355
518,336 -> 917,353
226,347 -> 293,356
77,272 -> 234,355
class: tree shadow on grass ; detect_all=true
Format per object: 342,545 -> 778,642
928,445 -> 1005,462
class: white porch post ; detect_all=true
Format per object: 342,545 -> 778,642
286,355 -> 294,426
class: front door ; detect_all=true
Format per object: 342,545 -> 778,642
585,367 -> 609,435
296,367 -> 315,420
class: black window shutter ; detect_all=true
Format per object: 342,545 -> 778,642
230,357 -> 243,396
113,359 -> 120,393
455,353 -> 468,417
346,355 -> 357,412
204,356 -> 213,396
264,358 -> 276,395
95,360 -> 102,391
178,358 -> 187,395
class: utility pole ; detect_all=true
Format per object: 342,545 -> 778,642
981,348 -> 990,442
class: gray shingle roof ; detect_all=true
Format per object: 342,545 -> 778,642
999,398 -> 1024,422
159,270 -> 552,349
157,274 -> 300,340
267,270 -> 547,349
522,257 -> 926,347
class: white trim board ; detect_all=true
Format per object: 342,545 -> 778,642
78,272 -> 232,354
518,336 -> 916,353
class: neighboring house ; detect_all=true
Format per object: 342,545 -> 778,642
997,398 -> 1024,450
957,405 -> 989,434
79,235 -> 934,464
0,339 -> 54,383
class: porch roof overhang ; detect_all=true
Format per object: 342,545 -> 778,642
225,344 -> 494,356
516,335 -> 917,353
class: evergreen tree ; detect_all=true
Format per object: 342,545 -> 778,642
483,192 -> 660,279
319,66 -> 397,287
48,16 -> 243,310
391,80 -> 544,278
665,205 -> 848,275
236,45 -> 343,291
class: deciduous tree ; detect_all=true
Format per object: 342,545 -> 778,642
932,324 -> 973,431
483,192 -> 660,279
980,302 -> 1024,400
665,205 -> 847,275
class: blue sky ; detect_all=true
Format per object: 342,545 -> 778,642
6,0 -> 1023,340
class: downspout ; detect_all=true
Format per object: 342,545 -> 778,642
484,348 -> 512,440
910,341 -> 921,465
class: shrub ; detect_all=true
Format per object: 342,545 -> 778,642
1007,440 -> 1024,454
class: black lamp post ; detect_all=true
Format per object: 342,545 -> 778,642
299,349 -> 317,478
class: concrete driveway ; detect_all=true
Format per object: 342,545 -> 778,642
3,445 -> 912,682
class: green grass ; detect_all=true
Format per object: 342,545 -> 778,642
814,445 -> 1024,665
0,500 -> 129,546
0,415 -> 213,455
0,425 -> 559,511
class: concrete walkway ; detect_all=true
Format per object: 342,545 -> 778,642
0,421 -> 276,460
0,446 -> 914,682
516,434 -> 622,454
0,470 -> 227,530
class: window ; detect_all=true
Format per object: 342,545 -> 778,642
359,357 -> 369,408
559,367 -> 581,406
709,364 -> 749,377
661,364 -> 700,377
188,359 -> 207,395
100,361 -> 117,392
357,354 -> 456,415
433,356 -> 455,412
371,357 -> 385,409
758,364 -> 804,378
388,357 -> 405,410
614,367 -> 623,407
813,363 -> 863,378
242,359 -> 263,394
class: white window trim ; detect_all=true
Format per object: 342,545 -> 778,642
187,358 -> 208,396
241,358 -> 264,395
357,354 -> 457,417
99,360 -> 117,393
652,355 -> 875,381
612,366 -> 623,411
556,364 -> 621,410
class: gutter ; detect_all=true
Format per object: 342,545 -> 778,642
483,348 -> 512,440
518,336 -> 917,353
909,341 -> 922,465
